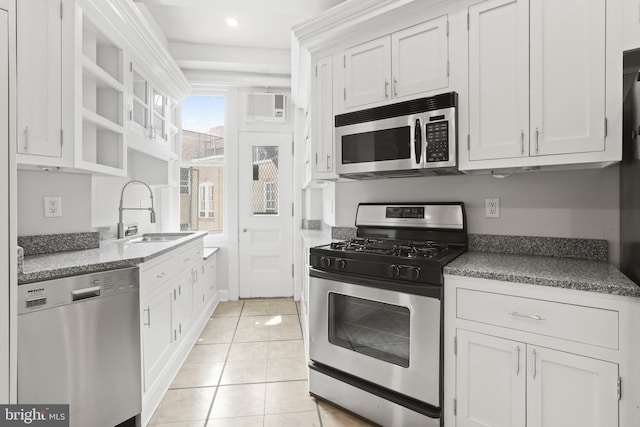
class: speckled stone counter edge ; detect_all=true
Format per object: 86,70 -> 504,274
468,234 -> 608,261
444,263 -> 640,297
18,231 -> 209,284
302,219 -> 322,230
331,227 -> 357,240
18,232 -> 100,256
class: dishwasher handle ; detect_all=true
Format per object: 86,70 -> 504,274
71,286 -> 101,301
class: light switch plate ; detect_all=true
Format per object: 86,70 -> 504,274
485,198 -> 500,218
44,196 -> 62,217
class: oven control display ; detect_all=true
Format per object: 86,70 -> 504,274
386,207 -> 424,219
426,121 -> 449,163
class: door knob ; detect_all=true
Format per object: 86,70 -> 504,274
243,228 -> 247,233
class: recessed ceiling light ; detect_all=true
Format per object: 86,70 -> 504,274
226,17 -> 240,28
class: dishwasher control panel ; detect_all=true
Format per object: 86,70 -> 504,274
18,267 -> 139,314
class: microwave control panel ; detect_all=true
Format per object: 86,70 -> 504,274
425,121 -> 449,162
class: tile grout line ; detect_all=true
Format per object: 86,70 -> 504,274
182,299 -> 304,426
202,301 -> 244,427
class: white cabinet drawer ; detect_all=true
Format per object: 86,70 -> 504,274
140,255 -> 175,297
177,241 -> 203,272
456,288 -> 619,350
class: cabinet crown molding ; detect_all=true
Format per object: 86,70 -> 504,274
79,0 -> 191,100
293,0 -> 414,51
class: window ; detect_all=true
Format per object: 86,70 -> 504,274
180,96 -> 225,234
251,146 -> 279,215
199,183 -> 214,218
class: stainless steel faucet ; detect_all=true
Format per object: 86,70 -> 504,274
117,180 -> 156,239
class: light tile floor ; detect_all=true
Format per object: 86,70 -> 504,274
148,299 -> 376,427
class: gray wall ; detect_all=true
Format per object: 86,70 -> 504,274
17,170 -> 92,236
334,166 -> 621,265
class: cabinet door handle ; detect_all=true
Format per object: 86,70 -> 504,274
385,79 -> 389,98
532,349 -> 537,379
520,130 -> 524,154
516,346 -> 521,375
144,306 -> 151,327
535,128 -> 540,153
24,126 -> 29,151
393,78 -> 398,96
509,311 -> 545,321
326,155 -> 330,169
156,271 -> 166,279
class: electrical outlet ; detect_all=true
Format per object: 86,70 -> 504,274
44,196 -> 62,218
485,198 -> 500,218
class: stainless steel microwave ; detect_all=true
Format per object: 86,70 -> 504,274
335,92 -> 459,179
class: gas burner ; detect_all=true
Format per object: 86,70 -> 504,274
330,238 -> 385,252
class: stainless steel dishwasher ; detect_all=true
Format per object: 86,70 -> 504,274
17,267 -> 141,427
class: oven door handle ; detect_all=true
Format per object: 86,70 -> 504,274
414,118 -> 422,164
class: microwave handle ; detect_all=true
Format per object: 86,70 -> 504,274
414,118 -> 422,164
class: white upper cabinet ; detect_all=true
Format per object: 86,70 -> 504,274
468,0 -> 528,161
130,64 -> 150,136
529,0 -> 605,156
391,16 -> 449,99
151,88 -> 168,144
77,10 -> 126,175
312,55 -> 337,179
16,0 -> 189,176
16,0 -> 64,160
464,0 -> 616,172
344,37 -> 391,109
344,15 -> 449,110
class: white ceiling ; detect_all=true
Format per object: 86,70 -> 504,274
137,0 -> 346,86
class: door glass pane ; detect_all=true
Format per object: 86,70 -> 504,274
328,293 -> 410,367
252,146 -> 279,215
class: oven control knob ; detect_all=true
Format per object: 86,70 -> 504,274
411,267 -> 421,280
388,264 -> 400,278
320,257 -> 331,269
335,258 -> 346,270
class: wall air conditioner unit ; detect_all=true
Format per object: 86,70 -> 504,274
246,93 -> 286,123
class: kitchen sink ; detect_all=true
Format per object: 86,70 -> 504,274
128,232 -> 194,243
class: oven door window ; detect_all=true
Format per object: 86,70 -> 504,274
341,126 -> 411,164
328,293 -> 410,367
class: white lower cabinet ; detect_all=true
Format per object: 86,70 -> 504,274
445,275 -> 640,427
202,253 -> 218,305
456,329 -> 618,427
138,238 -> 219,427
456,330 -> 525,427
141,282 -> 173,393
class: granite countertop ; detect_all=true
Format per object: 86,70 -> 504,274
445,251 -> 640,298
19,231 -> 208,284
301,228 -> 333,248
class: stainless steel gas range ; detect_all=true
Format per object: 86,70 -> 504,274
308,202 -> 467,427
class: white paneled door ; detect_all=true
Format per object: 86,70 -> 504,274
238,132 -> 293,298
